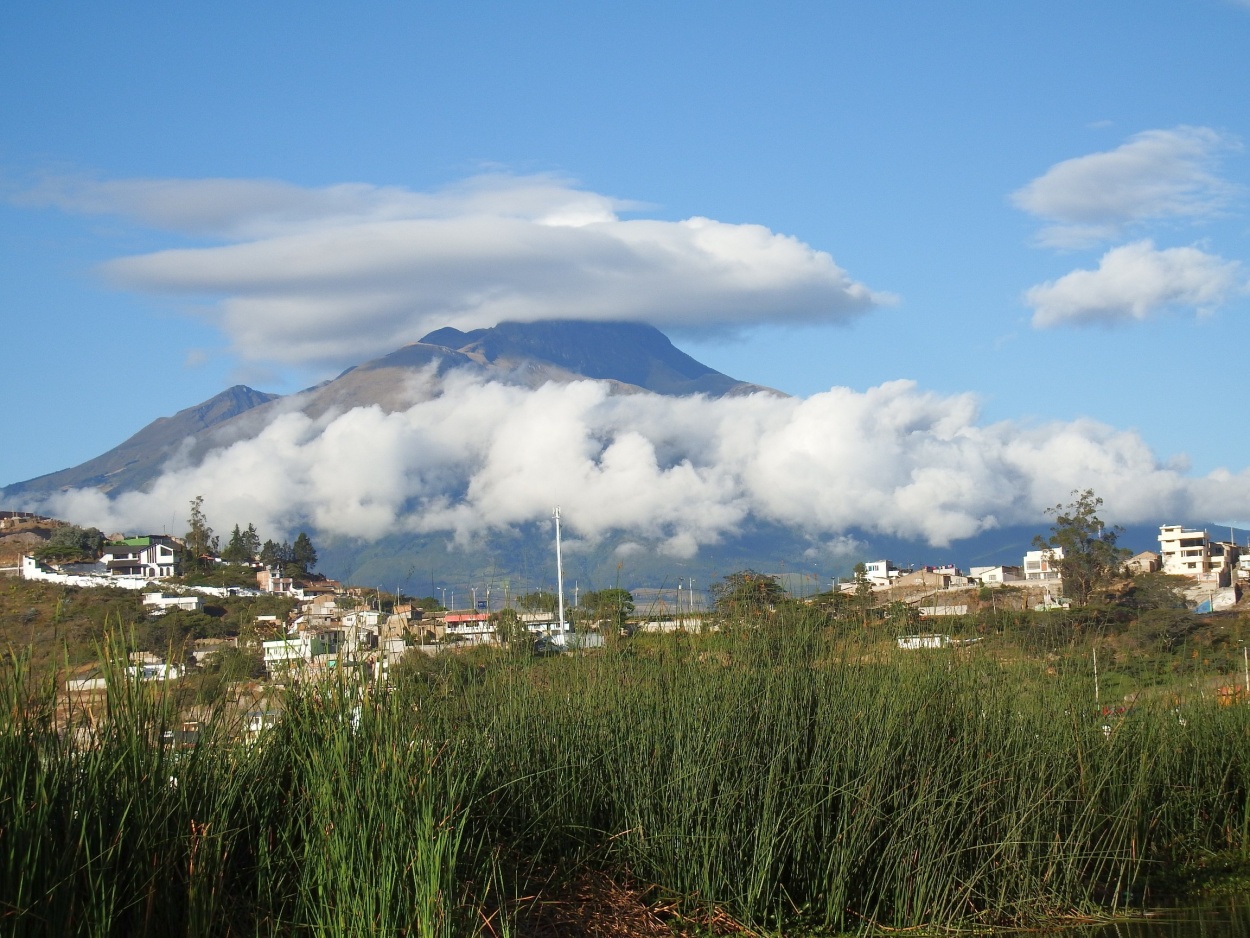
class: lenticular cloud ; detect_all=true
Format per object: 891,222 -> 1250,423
26,173 -> 890,371
37,372 -> 1250,552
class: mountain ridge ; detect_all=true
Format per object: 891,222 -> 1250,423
2,385 -> 278,499
1,320 -> 774,500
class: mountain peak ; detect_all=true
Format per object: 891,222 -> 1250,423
2,320 -> 776,500
418,319 -> 773,397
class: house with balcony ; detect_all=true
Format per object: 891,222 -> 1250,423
1023,547 -> 1064,582
100,536 -> 179,578
1158,525 -> 1239,585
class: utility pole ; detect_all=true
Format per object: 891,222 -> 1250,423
554,507 -> 566,635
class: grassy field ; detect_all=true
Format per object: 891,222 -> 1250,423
3,603 -> 1250,937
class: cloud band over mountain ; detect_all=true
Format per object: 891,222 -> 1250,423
31,370 -> 1250,555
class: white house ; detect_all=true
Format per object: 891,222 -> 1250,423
444,612 -> 495,644
262,633 -> 339,674
970,565 -> 1025,586
126,663 -> 181,681
340,609 -> 382,655
142,593 -> 202,615
863,560 -> 903,587
100,536 -> 179,578
1023,547 -> 1064,582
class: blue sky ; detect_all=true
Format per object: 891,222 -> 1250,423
2,2 -> 1249,527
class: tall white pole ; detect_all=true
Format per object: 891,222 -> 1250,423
1243,645 -> 1248,697
554,507 -> 567,633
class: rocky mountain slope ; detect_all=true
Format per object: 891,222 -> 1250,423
1,320 -> 773,501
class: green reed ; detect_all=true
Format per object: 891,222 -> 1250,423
2,608 -> 1248,935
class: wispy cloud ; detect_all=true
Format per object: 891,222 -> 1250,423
1025,240 -> 1244,328
1012,126 -> 1240,249
23,173 -> 892,371
30,370 -> 1246,552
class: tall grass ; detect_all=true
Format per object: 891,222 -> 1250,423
0,646 -> 473,936
443,615 -> 1250,931
3,609 -> 1249,934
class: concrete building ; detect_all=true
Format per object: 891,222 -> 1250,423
891,567 -> 972,591
444,612 -> 495,644
863,560 -> 903,587
969,565 -> 1025,586
262,633 -> 339,674
1158,525 -> 1239,584
1023,547 -> 1064,582
1124,551 -> 1161,575
142,592 -> 203,615
257,567 -> 294,594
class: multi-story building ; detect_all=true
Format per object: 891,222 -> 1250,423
1158,525 -> 1239,583
99,536 -> 179,578
1023,547 -> 1064,581
863,560 -> 903,587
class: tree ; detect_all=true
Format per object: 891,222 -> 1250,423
581,588 -> 635,632
259,539 -> 285,567
221,524 -> 249,563
290,532 -> 318,575
244,523 -> 261,559
712,570 -> 785,617
1033,489 -> 1128,606
517,591 -> 558,613
184,496 -> 219,572
34,524 -> 105,562
852,562 -> 873,601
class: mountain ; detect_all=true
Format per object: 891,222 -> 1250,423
0,318 -> 1190,594
2,385 -> 278,500
1,320 -> 773,500
417,320 -> 771,397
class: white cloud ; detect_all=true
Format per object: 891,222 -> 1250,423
1025,240 -> 1244,327
31,371 -> 1250,553
1012,126 -> 1240,248
25,173 -> 890,370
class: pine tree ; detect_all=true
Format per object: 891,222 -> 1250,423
259,540 -> 282,567
291,532 -> 318,575
221,524 -> 249,563
244,523 -> 261,560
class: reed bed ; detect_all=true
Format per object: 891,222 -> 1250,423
3,611 -> 1249,935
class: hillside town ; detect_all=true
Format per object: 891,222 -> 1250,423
4,508 -> 1246,692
